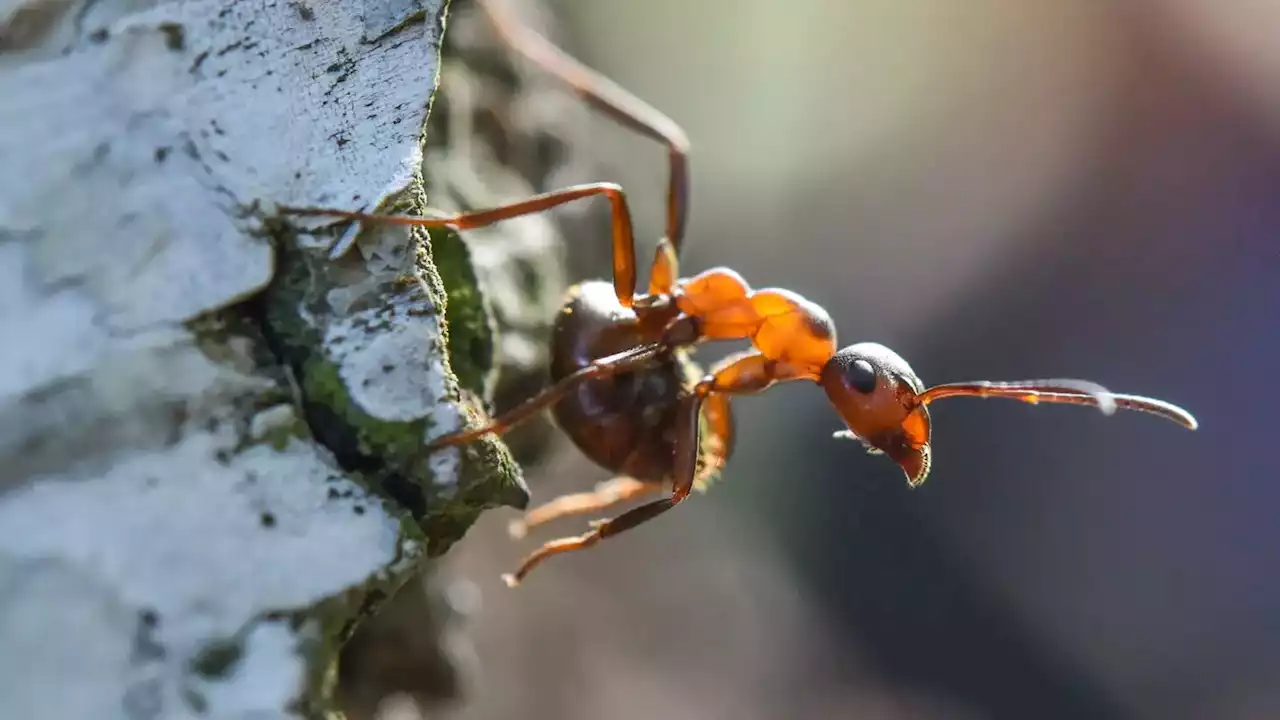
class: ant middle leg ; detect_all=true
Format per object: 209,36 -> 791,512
427,342 -> 665,448
475,0 -> 692,254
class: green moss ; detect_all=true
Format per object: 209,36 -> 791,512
257,177 -> 529,537
425,226 -> 495,394
291,511 -> 427,718
425,423 -> 527,551
300,358 -> 430,462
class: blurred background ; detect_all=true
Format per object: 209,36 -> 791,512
407,0 -> 1277,718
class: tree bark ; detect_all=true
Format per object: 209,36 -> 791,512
0,1 -> 548,717
333,1 -> 593,715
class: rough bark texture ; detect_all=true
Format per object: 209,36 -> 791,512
0,0 -> 551,718
332,1 -> 590,715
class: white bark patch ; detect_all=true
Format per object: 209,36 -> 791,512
1,0 -> 441,331
0,0 -> 450,717
0,433 -> 402,717
323,288 -> 464,486
326,305 -> 450,423
195,620 -> 309,717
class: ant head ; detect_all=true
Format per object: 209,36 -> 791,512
819,343 -> 933,487
819,343 -> 1198,489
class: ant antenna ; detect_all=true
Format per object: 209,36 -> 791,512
913,378 -> 1198,430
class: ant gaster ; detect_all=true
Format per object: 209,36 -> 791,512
280,0 -> 1197,587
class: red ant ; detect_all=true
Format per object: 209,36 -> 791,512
280,0 -> 1197,587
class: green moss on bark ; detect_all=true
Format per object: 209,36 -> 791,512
425,226 -> 496,396
291,515 -> 427,718
257,170 -> 527,531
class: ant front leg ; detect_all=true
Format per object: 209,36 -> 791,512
280,182 -> 642,307
669,350 -> 804,498
696,392 -> 735,482
698,349 -> 811,396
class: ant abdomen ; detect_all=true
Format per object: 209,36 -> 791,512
548,281 -> 705,484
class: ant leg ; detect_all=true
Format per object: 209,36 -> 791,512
281,182 -> 641,306
501,391 -> 704,586
647,238 -> 679,296
476,0 -> 691,254
698,349 -> 810,396
682,350 -> 806,492
696,391 -> 735,481
507,476 -> 659,539
427,342 -> 664,449
500,354 -> 800,584
501,496 -> 680,587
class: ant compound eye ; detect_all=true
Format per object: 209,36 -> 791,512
847,359 -> 878,394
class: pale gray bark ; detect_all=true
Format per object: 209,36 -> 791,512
0,1 -> 532,718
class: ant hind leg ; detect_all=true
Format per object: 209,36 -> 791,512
501,494 -> 682,587
507,476 -> 658,539
501,391 -> 704,586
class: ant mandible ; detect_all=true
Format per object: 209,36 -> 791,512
280,0 -> 1198,587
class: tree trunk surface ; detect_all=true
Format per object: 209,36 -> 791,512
0,0 -> 566,717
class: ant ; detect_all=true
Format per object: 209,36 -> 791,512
280,0 -> 1198,587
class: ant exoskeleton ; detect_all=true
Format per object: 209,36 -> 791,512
280,0 -> 1197,587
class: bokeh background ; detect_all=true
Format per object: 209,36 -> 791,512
425,1 -> 1277,718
